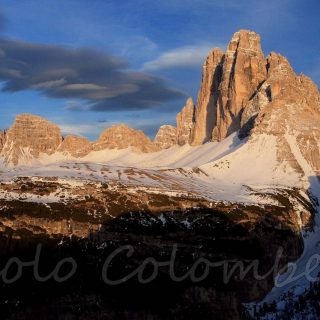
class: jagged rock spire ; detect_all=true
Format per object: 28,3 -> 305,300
192,29 -> 267,144
176,97 -> 195,145
192,48 -> 224,145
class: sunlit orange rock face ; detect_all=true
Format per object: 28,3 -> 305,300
191,30 -> 267,144
0,130 -> 6,153
188,29 -> 320,177
57,135 -> 92,157
92,124 -> 158,153
176,97 -> 195,145
1,114 -> 62,165
153,125 -> 177,149
154,97 -> 195,149
243,51 -> 320,176
192,47 -> 224,145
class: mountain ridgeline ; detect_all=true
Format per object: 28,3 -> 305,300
0,29 -> 320,174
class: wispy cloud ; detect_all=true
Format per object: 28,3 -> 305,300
0,38 -> 185,112
142,43 -> 223,71
119,36 -> 158,58
64,101 -> 88,112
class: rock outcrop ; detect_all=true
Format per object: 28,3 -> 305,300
192,48 -> 224,145
176,97 -> 195,145
188,29 -> 320,178
154,125 -> 177,149
191,30 -> 267,144
242,51 -> 320,176
212,30 -> 267,141
57,135 -> 92,157
0,130 -> 6,153
92,124 -> 158,153
1,114 -> 62,165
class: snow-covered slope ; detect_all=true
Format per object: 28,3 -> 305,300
0,131 -> 310,206
35,131 -> 243,169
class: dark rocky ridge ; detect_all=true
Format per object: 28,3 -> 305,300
0,174 -> 315,318
0,202 -> 307,320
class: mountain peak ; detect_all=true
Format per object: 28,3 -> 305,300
191,29 -> 266,143
266,51 -> 295,78
1,113 -> 62,166
58,135 -> 92,157
185,97 -> 194,107
227,29 -> 263,56
176,97 -> 195,145
93,123 -> 157,153
154,125 -> 177,149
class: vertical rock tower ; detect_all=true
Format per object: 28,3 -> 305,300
176,97 -> 195,145
192,30 -> 267,144
192,48 -> 224,145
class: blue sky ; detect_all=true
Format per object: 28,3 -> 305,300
0,0 -> 319,139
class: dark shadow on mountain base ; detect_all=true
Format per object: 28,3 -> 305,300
253,177 -> 320,319
238,114 -> 258,139
0,205 -> 304,320
308,176 -> 320,208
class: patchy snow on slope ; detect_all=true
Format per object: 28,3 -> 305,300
0,132 -> 305,206
188,134 -> 303,205
202,134 -> 300,186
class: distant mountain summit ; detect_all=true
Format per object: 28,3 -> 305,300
92,124 -> 158,153
1,114 -> 62,166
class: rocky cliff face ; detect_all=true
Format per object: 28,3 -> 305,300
92,124 -> 158,153
1,114 -> 62,165
0,130 -> 6,153
176,97 -> 195,145
212,30 -> 267,141
154,125 -> 177,149
192,48 -> 224,145
191,30 -> 267,144
189,29 -> 320,181
154,97 -> 196,149
57,135 -> 92,157
0,119 -> 161,164
242,51 -> 320,176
